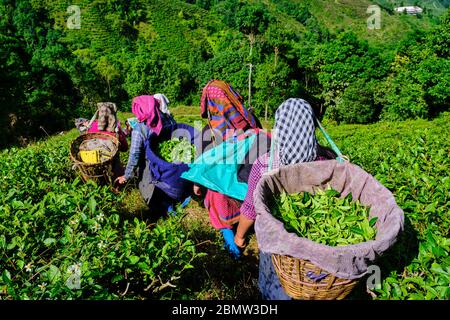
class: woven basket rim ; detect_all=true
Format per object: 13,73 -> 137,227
272,253 -> 358,287
271,254 -> 354,287
70,132 -> 119,167
271,253 -> 359,300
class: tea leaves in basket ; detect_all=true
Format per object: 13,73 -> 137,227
157,137 -> 196,163
272,187 -> 377,246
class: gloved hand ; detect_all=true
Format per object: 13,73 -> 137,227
167,204 -> 176,216
220,228 -> 241,260
168,196 -> 191,216
180,196 -> 191,209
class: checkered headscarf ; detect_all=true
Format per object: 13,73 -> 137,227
274,98 -> 318,166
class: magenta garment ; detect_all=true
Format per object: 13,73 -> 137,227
204,190 -> 241,230
131,95 -> 163,135
241,153 -> 327,220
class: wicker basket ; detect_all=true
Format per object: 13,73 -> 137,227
70,132 -> 119,185
272,254 -> 359,300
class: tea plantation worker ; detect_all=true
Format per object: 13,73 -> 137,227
115,95 -> 175,186
114,95 -> 179,214
86,102 -> 128,152
82,102 -> 129,181
233,98 -> 336,299
200,79 -> 260,141
193,79 -> 262,259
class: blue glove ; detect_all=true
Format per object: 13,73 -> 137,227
168,196 -> 191,216
180,196 -> 191,209
167,204 -> 176,216
220,228 -> 241,260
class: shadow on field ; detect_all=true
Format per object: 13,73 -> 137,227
173,211 -> 262,300
119,183 -> 174,224
174,236 -> 261,299
347,216 -> 419,300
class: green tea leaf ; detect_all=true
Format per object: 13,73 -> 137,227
369,217 -> 378,227
43,238 -> 57,247
46,265 -> 61,284
88,196 -> 97,214
129,255 -> 140,265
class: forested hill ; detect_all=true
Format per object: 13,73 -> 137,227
0,0 -> 449,148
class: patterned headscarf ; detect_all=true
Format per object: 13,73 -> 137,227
97,102 -> 118,133
274,98 -> 318,165
200,80 -> 258,138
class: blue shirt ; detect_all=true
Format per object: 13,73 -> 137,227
124,123 -> 150,180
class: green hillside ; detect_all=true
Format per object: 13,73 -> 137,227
278,0 -> 442,46
1,0 -> 448,148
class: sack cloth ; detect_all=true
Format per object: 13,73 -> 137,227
145,123 -> 201,201
253,159 -> 404,280
78,138 -> 117,163
181,133 -> 257,201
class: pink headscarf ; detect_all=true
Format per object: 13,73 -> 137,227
131,95 -> 163,135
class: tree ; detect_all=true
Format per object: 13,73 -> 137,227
254,58 -> 299,119
95,56 -> 120,98
0,0 -> 81,147
314,32 -> 390,123
235,2 -> 272,35
334,79 -> 381,123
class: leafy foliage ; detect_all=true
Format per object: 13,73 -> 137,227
1,1 -> 449,148
320,112 -> 450,300
272,188 -> 377,246
157,137 -> 196,163
0,109 -> 449,300
0,132 -> 200,299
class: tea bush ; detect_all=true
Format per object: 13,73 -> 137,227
321,113 -> 450,299
0,132 -> 200,299
1,112 -> 449,300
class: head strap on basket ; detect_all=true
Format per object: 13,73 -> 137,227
268,128 -> 277,172
316,120 -> 347,163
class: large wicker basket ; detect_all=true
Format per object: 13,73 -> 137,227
271,254 -> 359,300
70,132 -> 119,185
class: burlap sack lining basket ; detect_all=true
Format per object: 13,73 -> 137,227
70,132 -> 119,185
272,253 -> 359,300
254,160 -> 404,300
